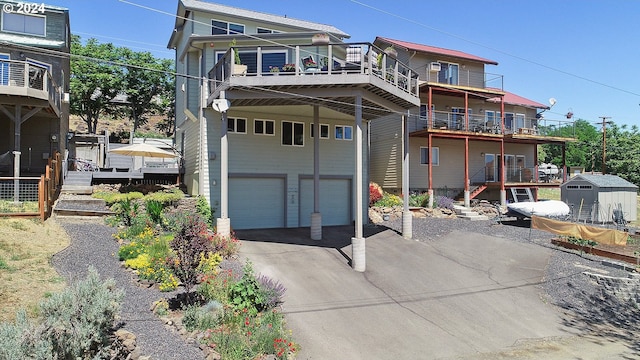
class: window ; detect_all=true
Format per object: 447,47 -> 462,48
437,62 -> 458,85
257,27 -> 280,34
335,125 -> 352,140
2,12 -> 45,36
420,147 -> 439,166
419,105 -> 427,120
228,117 -> 246,133
216,50 -> 286,75
211,19 -> 244,35
310,124 -> 329,139
0,54 -> 8,86
254,119 -> 275,135
282,121 -> 304,146
504,112 -> 514,131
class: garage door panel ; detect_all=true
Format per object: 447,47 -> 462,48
229,177 -> 285,230
300,178 -> 351,226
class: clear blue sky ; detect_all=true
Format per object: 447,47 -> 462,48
45,0 -> 640,128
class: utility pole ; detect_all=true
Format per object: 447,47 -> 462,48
599,116 -> 611,174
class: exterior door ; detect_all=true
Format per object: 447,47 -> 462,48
485,154 -> 496,182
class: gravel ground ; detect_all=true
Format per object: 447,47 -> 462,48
385,216 -> 640,353
52,216 -> 205,360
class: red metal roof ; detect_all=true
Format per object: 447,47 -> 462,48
377,37 -> 498,65
488,91 -> 549,109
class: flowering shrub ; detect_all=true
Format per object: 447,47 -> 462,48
369,182 -> 383,206
374,192 -> 403,207
125,253 -> 151,270
197,252 -> 223,275
257,274 -> 287,310
409,192 -> 430,208
210,233 -> 241,258
228,261 -> 265,316
435,195 -> 454,210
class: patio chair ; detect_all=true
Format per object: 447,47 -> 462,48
301,55 -> 319,73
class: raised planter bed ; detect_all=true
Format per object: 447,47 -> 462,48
551,238 -> 638,265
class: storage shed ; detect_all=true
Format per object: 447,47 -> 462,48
560,174 -> 638,223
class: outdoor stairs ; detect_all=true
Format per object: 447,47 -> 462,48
53,195 -> 113,217
453,204 -> 489,221
510,187 -> 534,202
455,184 -> 487,201
61,171 -> 93,195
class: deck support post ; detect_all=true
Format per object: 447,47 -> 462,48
311,105 -> 322,240
352,93 -> 365,272
402,111 -> 412,240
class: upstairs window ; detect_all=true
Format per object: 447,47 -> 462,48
282,121 -> 304,146
335,125 -> 352,140
211,19 -> 244,35
227,117 -> 246,133
2,12 -> 45,36
437,62 -> 458,85
254,119 -> 275,135
257,27 -> 280,34
310,124 -> 329,139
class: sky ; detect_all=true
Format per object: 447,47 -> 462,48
43,0 -> 640,129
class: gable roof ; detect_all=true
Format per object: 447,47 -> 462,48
568,174 -> 638,189
180,0 -> 349,37
487,91 -> 549,109
376,37 -> 498,65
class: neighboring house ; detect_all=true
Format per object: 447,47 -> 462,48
167,0 -> 420,253
370,37 -> 575,206
0,0 -> 70,176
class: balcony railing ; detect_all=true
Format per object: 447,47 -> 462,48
471,166 -> 545,184
423,69 -> 503,91
410,110 -> 575,138
0,59 -> 61,112
208,42 -> 420,98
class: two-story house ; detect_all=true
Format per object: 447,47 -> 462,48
370,37 -> 574,207
168,0 -> 420,270
0,0 -> 70,178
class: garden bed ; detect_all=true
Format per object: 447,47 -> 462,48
551,238 -> 640,266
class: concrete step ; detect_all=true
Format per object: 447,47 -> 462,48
457,214 -> 489,221
53,197 -> 112,217
453,205 -> 489,221
60,185 -> 94,194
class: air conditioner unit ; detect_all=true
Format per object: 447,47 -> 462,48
429,62 -> 441,72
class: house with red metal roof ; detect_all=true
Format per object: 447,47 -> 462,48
369,37 -> 575,207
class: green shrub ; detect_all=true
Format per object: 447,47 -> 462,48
145,200 -> 164,224
195,195 -> 215,227
93,191 -> 144,205
228,261 -> 265,316
374,193 -> 403,207
409,192 -> 430,207
118,241 -> 146,261
0,268 -> 123,359
144,189 -> 184,207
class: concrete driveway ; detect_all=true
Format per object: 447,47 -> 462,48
235,225 -> 628,359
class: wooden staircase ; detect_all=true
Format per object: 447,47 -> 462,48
455,184 -> 488,201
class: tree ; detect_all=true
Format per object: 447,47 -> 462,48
539,119 -> 600,170
119,48 -> 175,135
70,36 -> 175,135
70,35 -> 124,134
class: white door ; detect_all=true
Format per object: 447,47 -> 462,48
299,178 -> 351,226
229,176 -> 285,229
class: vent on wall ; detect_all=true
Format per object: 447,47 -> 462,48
429,62 -> 441,72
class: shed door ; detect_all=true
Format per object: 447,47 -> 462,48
229,176 -> 285,229
299,178 -> 351,226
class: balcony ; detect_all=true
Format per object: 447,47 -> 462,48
409,110 -> 576,140
0,59 -> 62,116
207,42 -> 420,118
470,166 -> 558,185
423,69 -> 504,91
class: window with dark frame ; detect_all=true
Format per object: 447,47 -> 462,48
282,121 -> 304,146
254,119 -> 275,135
311,124 -> 329,139
228,117 -> 247,133
211,19 -> 245,35
335,125 -> 353,140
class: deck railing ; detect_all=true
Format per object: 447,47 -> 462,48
0,59 -> 61,113
208,42 -> 420,98
411,111 -> 575,138
471,165 -> 550,184
424,70 -> 503,90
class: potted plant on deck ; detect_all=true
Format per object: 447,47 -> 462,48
230,39 -> 247,76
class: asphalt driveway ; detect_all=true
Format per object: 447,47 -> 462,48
235,224 -> 598,359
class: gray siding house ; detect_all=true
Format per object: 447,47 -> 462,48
0,0 -> 70,176
168,1 -> 420,271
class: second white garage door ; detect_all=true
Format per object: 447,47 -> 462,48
229,176 -> 286,230
299,178 -> 352,227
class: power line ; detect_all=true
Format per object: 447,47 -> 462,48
349,0 -> 640,99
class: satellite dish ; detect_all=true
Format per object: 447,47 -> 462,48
549,98 -> 557,107
212,99 -> 231,113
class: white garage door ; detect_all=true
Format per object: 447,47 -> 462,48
229,177 -> 285,229
299,178 -> 351,226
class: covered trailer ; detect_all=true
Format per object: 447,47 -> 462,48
560,174 -> 637,223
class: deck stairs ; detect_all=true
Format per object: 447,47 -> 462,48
61,171 -> 93,194
453,204 -> 488,221
510,187 -> 534,202
455,184 -> 488,201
